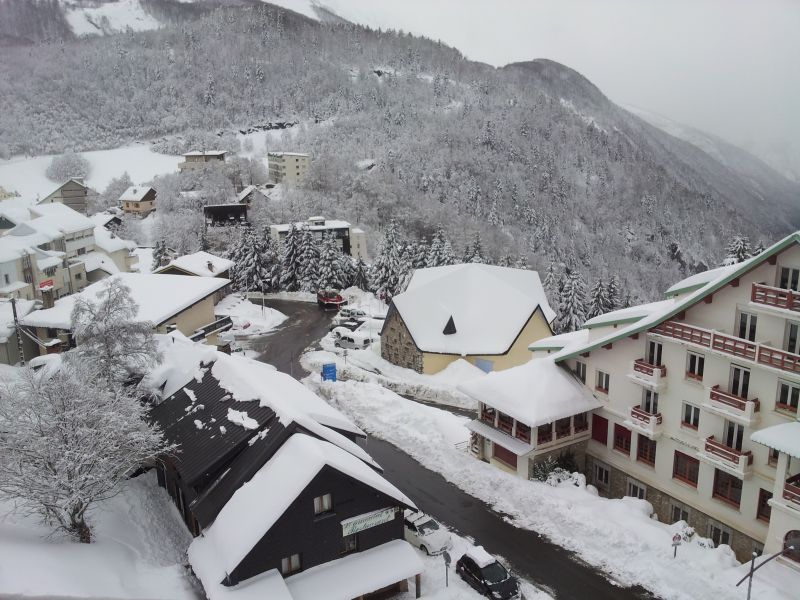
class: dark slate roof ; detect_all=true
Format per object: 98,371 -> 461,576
149,368 -> 275,488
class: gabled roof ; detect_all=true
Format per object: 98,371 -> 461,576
118,186 -> 154,202
553,231 -> 800,362
390,264 -> 555,355
28,202 -> 95,235
158,251 -> 234,277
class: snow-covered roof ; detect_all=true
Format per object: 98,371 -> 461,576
184,150 -> 227,157
28,202 -> 95,234
196,433 -> 413,575
391,264 -> 556,355
0,226 -> 64,265
118,186 -> 154,202
19,273 -> 228,330
77,251 -> 119,275
528,329 -> 589,352
459,357 -> 602,428
583,299 -> 676,329
268,151 -> 310,158
93,225 -> 136,254
88,211 -> 120,228
236,185 -> 260,203
0,298 -> 36,343
465,545 -> 496,569
0,196 -> 36,226
271,217 -> 351,233
160,251 -> 234,277
664,264 -> 738,297
751,421 -> 800,459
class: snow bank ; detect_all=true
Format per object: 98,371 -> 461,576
132,247 -> 154,273
215,293 -> 288,338
306,376 -> 796,600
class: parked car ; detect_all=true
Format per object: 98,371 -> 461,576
331,321 -> 364,338
456,546 -> 521,599
317,289 -> 345,309
334,330 -> 375,349
403,509 -> 451,555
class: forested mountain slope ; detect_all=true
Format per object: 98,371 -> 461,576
0,3 -> 797,301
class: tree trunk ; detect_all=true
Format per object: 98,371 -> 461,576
70,504 -> 91,543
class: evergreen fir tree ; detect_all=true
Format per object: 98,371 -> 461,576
513,255 -> 529,270
440,239 -> 456,266
752,240 -> 766,257
556,267 -> 588,333
604,274 -> 621,311
470,232 -> 486,263
317,234 -> 344,290
370,220 -> 402,299
151,240 -> 170,271
586,278 -> 609,319
426,226 -> 444,267
543,258 -> 560,298
298,227 -> 320,292
262,234 -> 281,292
339,254 -> 357,289
279,224 -> 301,291
723,234 -> 752,265
413,241 -> 430,269
234,227 -> 270,292
353,257 -> 370,291
199,229 -> 209,252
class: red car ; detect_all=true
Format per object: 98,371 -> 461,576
317,289 -> 346,309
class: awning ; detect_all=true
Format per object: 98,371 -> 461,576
467,419 -> 534,456
286,540 -> 423,600
751,422 -> 800,459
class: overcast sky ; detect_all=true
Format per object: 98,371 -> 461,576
277,0 -> 800,179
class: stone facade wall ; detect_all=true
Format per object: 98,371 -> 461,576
380,307 -> 423,373
527,440 -> 589,479
585,455 -> 762,561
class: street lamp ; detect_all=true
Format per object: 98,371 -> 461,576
735,544 -> 796,600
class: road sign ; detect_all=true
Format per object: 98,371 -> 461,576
321,363 -> 337,382
672,533 -> 682,558
442,550 -> 451,587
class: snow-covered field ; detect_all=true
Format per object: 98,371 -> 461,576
0,471 -> 197,599
306,375 -> 798,600
216,293 -> 288,338
64,0 -> 161,36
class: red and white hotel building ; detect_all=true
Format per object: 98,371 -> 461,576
462,231 -> 800,565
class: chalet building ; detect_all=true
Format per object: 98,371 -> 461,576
496,231 -> 800,563
155,251 -> 234,302
179,150 -> 228,171
19,273 -> 231,354
39,178 -> 92,215
119,186 -> 156,216
268,152 -> 311,185
145,336 -> 423,600
269,216 -> 368,260
204,203 -> 248,227
381,264 -> 555,375
235,185 -> 267,205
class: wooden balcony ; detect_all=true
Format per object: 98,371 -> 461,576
628,358 -> 668,390
628,406 -> 663,437
633,359 -> 667,377
784,474 -> 800,509
751,282 -> 800,313
701,436 -> 753,477
706,385 -> 760,426
651,320 -> 800,375
480,409 -> 495,425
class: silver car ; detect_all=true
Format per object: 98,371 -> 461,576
403,509 -> 452,555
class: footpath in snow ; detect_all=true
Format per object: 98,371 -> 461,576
305,374 -> 797,600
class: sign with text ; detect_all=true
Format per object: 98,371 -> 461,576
341,507 -> 397,537
38,279 -> 54,289
322,363 -> 337,382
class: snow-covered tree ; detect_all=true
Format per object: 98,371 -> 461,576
0,356 -> 172,543
440,239 -> 457,266
45,151 -> 90,182
279,224 -> 301,291
543,258 -> 560,298
151,240 -> 171,271
298,227 -> 320,293
605,274 -> 621,312
234,227 -> 271,292
370,220 -> 402,299
353,257 -> 370,291
468,232 -> 486,263
93,171 -> 132,213
586,278 -> 609,319
723,235 -> 752,265
317,234 -> 345,290
556,267 -> 588,333
71,278 -> 160,389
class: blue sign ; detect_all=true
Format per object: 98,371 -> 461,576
322,363 -> 337,382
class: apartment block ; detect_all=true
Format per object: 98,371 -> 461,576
268,152 -> 310,185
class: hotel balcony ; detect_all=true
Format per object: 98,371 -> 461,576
751,282 -> 800,313
627,358 -> 668,391
627,406 -> 663,438
703,384 -> 760,427
651,320 -> 800,376
784,474 -> 800,511
699,435 -> 753,478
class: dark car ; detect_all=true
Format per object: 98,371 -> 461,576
455,547 -> 520,599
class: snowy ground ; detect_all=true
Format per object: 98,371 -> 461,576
216,293 -> 288,339
132,247 -> 155,274
305,375 -> 798,600
257,290 -> 318,303
0,471 -> 198,599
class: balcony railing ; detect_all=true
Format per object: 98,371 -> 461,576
629,406 -> 663,437
498,417 -> 513,435
704,436 -> 753,474
480,410 -> 495,425
633,359 -> 667,378
537,428 -> 553,445
628,358 -> 668,390
709,385 -> 760,412
752,282 -> 800,312
784,473 -> 800,508
190,315 -> 233,342
651,320 -> 800,375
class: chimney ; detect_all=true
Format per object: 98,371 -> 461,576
41,287 -> 55,309
207,260 -> 215,273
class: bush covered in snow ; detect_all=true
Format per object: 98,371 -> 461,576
45,151 -> 90,182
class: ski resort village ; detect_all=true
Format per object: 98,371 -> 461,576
0,1 -> 799,600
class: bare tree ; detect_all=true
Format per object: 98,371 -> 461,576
0,356 -> 172,543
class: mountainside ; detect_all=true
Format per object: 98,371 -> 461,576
0,2 -> 797,302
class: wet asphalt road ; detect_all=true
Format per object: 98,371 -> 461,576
253,298 -> 655,600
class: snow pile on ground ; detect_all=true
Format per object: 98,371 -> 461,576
0,471 -> 196,599
306,376 -> 796,600
339,286 -> 388,317
216,293 -> 287,339
260,290 -> 318,303
303,339 -> 484,409
132,247 -> 154,273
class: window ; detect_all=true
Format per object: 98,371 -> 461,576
591,414 -> 608,444
641,389 -> 659,414
313,493 -> 333,515
729,365 -> 751,399
497,412 -> 513,434
613,424 -> 632,455
281,554 -> 302,575
492,443 -> 517,468
574,412 -> 589,433
712,469 -> 743,507
77,247 -> 86,256
673,451 -> 700,487
757,489 -> 772,522
708,522 -> 732,548
682,403 -> 700,429
723,420 -> 744,451
626,478 -> 647,499
515,421 -> 531,443
594,462 -> 610,488
686,352 -> 705,381
537,424 -> 553,445
341,534 -> 358,555
596,370 -> 610,394
575,361 -> 586,384
637,435 -> 657,466
75,273 -> 82,280
786,322 -> 800,355
776,380 -> 799,414
779,266 -> 800,291
670,502 -> 690,524
646,341 -> 663,365
555,417 -> 572,438
737,312 -> 758,342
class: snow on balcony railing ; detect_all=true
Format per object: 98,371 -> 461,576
752,283 -> 800,312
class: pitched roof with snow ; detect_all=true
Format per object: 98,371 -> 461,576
118,186 -> 154,202
159,251 -> 234,277
198,433 -> 413,576
391,264 -> 556,355
19,273 -> 228,330
0,196 -> 36,227
582,299 -> 676,329
664,264 -> 739,297
528,329 -> 589,352
93,225 -> 136,254
184,150 -> 227,157
271,217 -> 351,233
76,251 -> 119,275
751,421 -> 800,459
0,298 -> 36,343
459,357 -> 602,428
28,202 -> 94,234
